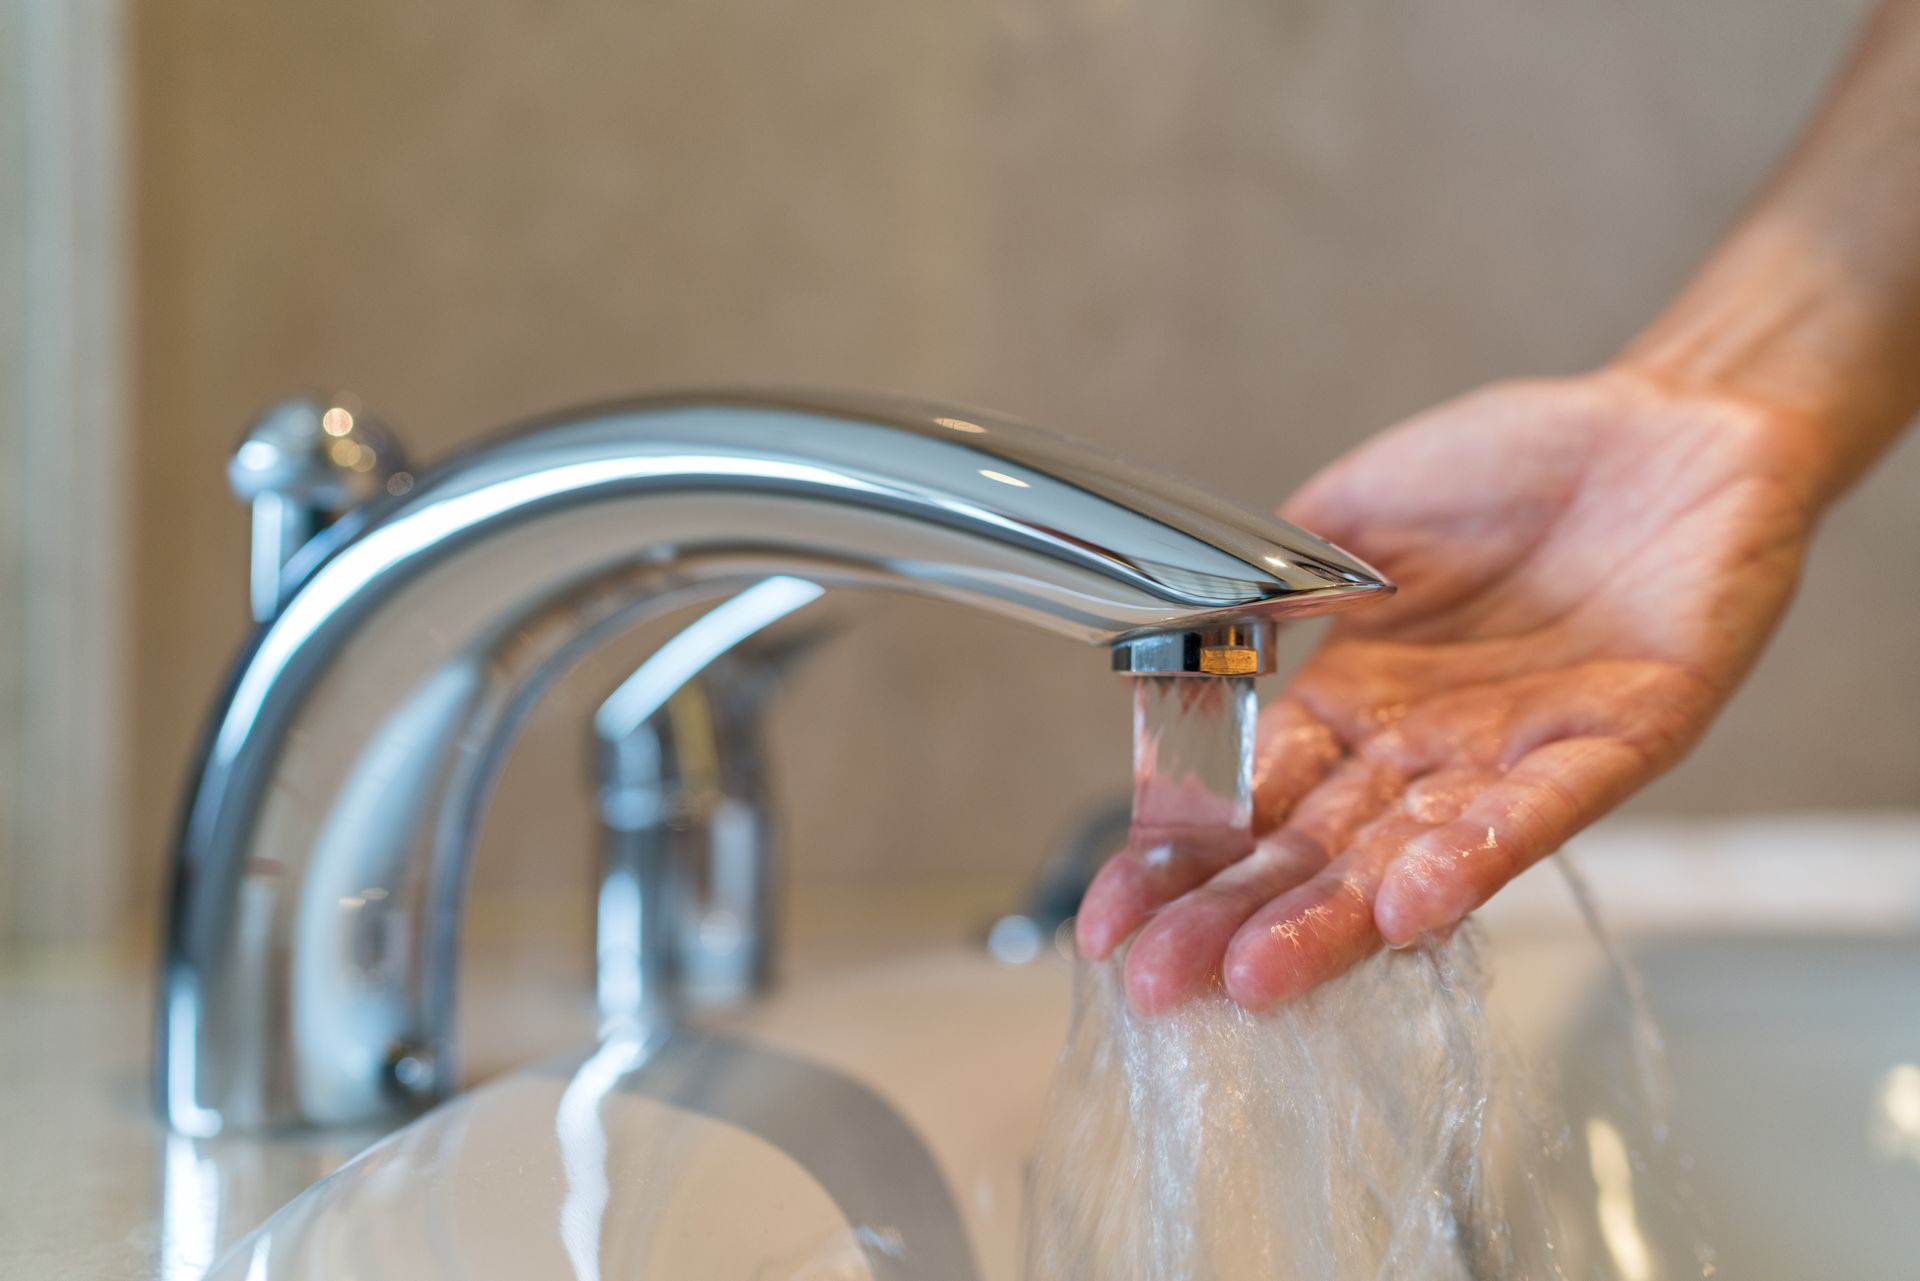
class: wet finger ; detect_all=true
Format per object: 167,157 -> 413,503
1075,831 -> 1251,961
1398,768 -> 1491,826
1283,751 -> 1410,854
1121,831 -> 1328,1013
1251,697 -> 1344,831
1219,818 -> 1427,1009
1372,736 -> 1649,947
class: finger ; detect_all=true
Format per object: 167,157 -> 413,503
1399,767 -> 1490,825
1121,831 -> 1327,1013
1283,749 -> 1411,854
1373,736 -> 1650,946
1251,697 -> 1344,831
1220,821 -> 1422,1010
1114,744 -> 1425,1007
1078,698 -> 1347,962
1076,829 -> 1254,961
1162,752 -> 1411,998
1075,745 -> 1389,964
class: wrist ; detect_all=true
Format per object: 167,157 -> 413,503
1620,214 -> 1920,509
1597,353 -> 1844,530
1620,0 -> 1920,506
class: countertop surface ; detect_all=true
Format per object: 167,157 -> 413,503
6,816 -> 1920,1280
0,876 -> 1022,1281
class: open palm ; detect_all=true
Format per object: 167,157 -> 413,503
1079,370 -> 1824,1011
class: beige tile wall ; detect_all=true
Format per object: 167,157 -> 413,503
130,0 -> 1917,923
2,0 -> 130,950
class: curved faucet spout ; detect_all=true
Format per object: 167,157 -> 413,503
157,390 -> 1389,1133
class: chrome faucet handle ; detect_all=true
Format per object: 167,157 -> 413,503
594,578 -> 830,1032
228,394 -> 409,622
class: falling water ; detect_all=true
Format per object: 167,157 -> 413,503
1021,677 -> 1711,1280
1125,675 -> 1259,897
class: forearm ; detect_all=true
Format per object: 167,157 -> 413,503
1624,0 -> 1920,505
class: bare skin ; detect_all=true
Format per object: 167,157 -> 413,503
1079,0 -> 1920,1011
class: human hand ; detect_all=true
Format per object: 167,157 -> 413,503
1077,369 -> 1827,1011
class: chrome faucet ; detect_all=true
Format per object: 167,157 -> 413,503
157,389 -> 1390,1135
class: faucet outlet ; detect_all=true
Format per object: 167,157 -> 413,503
1110,622 -> 1275,677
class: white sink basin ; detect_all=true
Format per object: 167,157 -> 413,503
204,930 -> 1920,1279
207,951 -> 1072,1280
1606,936 -> 1920,1278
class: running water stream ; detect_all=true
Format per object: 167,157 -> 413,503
1021,676 -> 1713,1280
1126,675 -> 1259,859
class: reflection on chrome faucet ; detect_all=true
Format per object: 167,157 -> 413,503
556,1028 -> 667,1281
156,1129 -> 369,1280
592,575 -> 825,1033
158,1134 -> 220,1281
158,390 -> 1390,1135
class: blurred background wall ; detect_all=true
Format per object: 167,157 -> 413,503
2,0 -> 128,948
8,0 -> 1916,952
